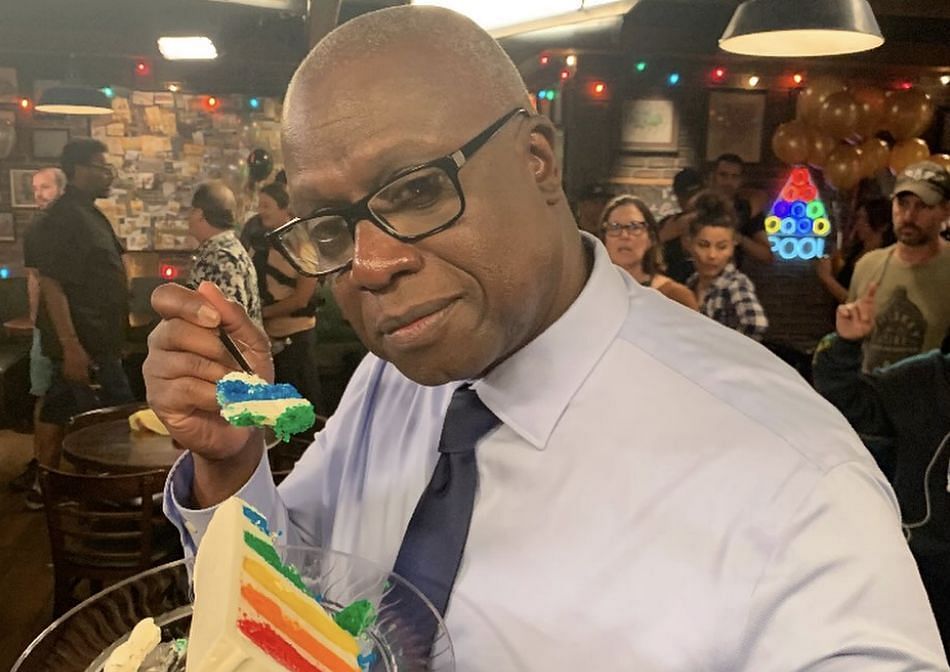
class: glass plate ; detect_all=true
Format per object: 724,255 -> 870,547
13,547 -> 454,672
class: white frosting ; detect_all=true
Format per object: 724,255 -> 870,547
220,371 -> 268,386
104,617 -> 161,672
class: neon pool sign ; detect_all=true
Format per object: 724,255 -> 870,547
765,166 -> 832,261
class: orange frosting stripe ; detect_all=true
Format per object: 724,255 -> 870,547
240,582 -> 358,672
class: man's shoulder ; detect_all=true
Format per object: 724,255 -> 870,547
854,245 -> 892,272
612,290 -> 867,472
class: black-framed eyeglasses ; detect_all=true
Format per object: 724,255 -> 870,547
602,221 -> 648,237
266,106 -> 530,277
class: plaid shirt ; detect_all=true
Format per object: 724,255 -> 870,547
689,263 -> 768,340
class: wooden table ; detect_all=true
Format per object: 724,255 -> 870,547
62,419 -> 185,474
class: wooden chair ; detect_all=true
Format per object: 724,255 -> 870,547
38,466 -> 182,617
66,402 -> 148,434
269,415 -> 327,485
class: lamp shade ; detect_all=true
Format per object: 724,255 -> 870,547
719,0 -> 883,57
35,85 -> 114,115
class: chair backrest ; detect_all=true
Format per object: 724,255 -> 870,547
66,402 -> 148,434
38,467 -> 171,578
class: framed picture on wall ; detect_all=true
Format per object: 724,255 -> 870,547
705,91 -> 767,163
32,128 -> 70,160
0,212 -> 14,242
621,98 -> 679,152
10,169 -> 37,208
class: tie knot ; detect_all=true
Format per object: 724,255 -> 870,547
439,386 -> 500,454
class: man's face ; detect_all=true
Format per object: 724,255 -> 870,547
285,52 -> 564,385
78,152 -> 114,198
892,193 -> 947,247
712,161 -> 742,198
32,171 -> 62,209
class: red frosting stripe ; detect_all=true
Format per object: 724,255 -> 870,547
239,583 -> 356,672
237,618 -> 324,672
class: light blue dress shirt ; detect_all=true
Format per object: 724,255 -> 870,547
165,234 -> 948,671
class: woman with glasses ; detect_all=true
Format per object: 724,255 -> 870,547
599,195 -> 697,310
254,181 -> 324,415
686,191 -> 768,340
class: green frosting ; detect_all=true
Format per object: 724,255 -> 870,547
333,599 -> 377,637
243,531 -> 315,598
229,410 -> 267,427
274,404 -> 316,442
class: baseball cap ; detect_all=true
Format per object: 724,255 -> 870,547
892,161 -> 950,206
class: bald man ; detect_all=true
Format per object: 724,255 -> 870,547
186,180 -> 262,326
145,7 -> 947,670
10,168 -> 67,501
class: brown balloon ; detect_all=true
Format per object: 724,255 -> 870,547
851,85 -> 886,138
824,144 -> 863,191
772,120 -> 811,165
817,91 -> 860,139
889,138 -> 930,174
858,137 -> 890,177
930,154 -> 950,170
796,75 -> 846,124
883,88 -> 935,140
807,128 -> 836,168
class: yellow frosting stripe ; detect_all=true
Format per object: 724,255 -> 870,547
242,555 -> 360,657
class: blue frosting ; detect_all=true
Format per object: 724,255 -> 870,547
242,505 -> 270,536
217,379 -> 303,404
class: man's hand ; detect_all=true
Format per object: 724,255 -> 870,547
815,256 -> 834,281
62,339 -> 92,385
836,282 -> 878,342
144,281 -> 274,462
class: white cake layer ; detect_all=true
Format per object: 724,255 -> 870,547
220,398 -> 310,423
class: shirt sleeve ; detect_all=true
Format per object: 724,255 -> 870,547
740,461 -> 948,670
728,276 -> 768,340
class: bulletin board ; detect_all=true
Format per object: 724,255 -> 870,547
89,91 -> 282,251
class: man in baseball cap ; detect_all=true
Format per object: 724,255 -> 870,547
847,160 -> 950,371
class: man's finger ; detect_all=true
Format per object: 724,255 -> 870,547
196,281 -> 272,369
864,281 -> 879,303
146,375 -> 222,416
151,282 -> 221,328
837,305 -> 853,321
143,349 -> 234,386
147,317 -> 236,368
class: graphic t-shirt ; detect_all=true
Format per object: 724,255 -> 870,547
849,244 -> 950,371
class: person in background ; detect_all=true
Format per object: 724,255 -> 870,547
816,198 -> 894,303
813,282 -> 950,651
573,182 -> 611,237
254,181 -> 325,414
709,153 -> 774,267
687,190 -> 768,340
9,168 -> 66,503
143,6 -> 946,669
600,195 -> 697,310
28,140 -> 134,505
848,161 -> 950,372
187,180 -> 262,326
658,167 -> 703,284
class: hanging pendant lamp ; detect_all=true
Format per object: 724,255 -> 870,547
719,0 -> 884,57
35,85 -> 113,116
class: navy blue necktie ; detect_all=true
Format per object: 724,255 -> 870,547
391,385 -> 500,634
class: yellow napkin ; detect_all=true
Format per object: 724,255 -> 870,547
128,409 -> 170,436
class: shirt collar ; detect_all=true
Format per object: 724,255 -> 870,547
712,262 -> 739,289
197,228 -> 236,250
474,233 -> 631,450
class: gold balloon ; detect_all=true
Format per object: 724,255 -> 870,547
817,91 -> 860,139
807,128 -> 836,168
883,88 -> 935,140
889,138 -> 930,174
851,85 -> 886,139
824,144 -> 863,191
796,75 -> 846,125
929,154 -> 950,170
858,137 -> 890,177
772,120 -> 811,165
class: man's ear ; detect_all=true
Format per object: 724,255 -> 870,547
527,119 -> 561,203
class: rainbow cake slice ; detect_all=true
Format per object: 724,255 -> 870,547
187,497 -> 365,672
216,372 -> 316,442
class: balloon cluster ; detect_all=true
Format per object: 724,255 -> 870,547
771,76 -> 947,190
